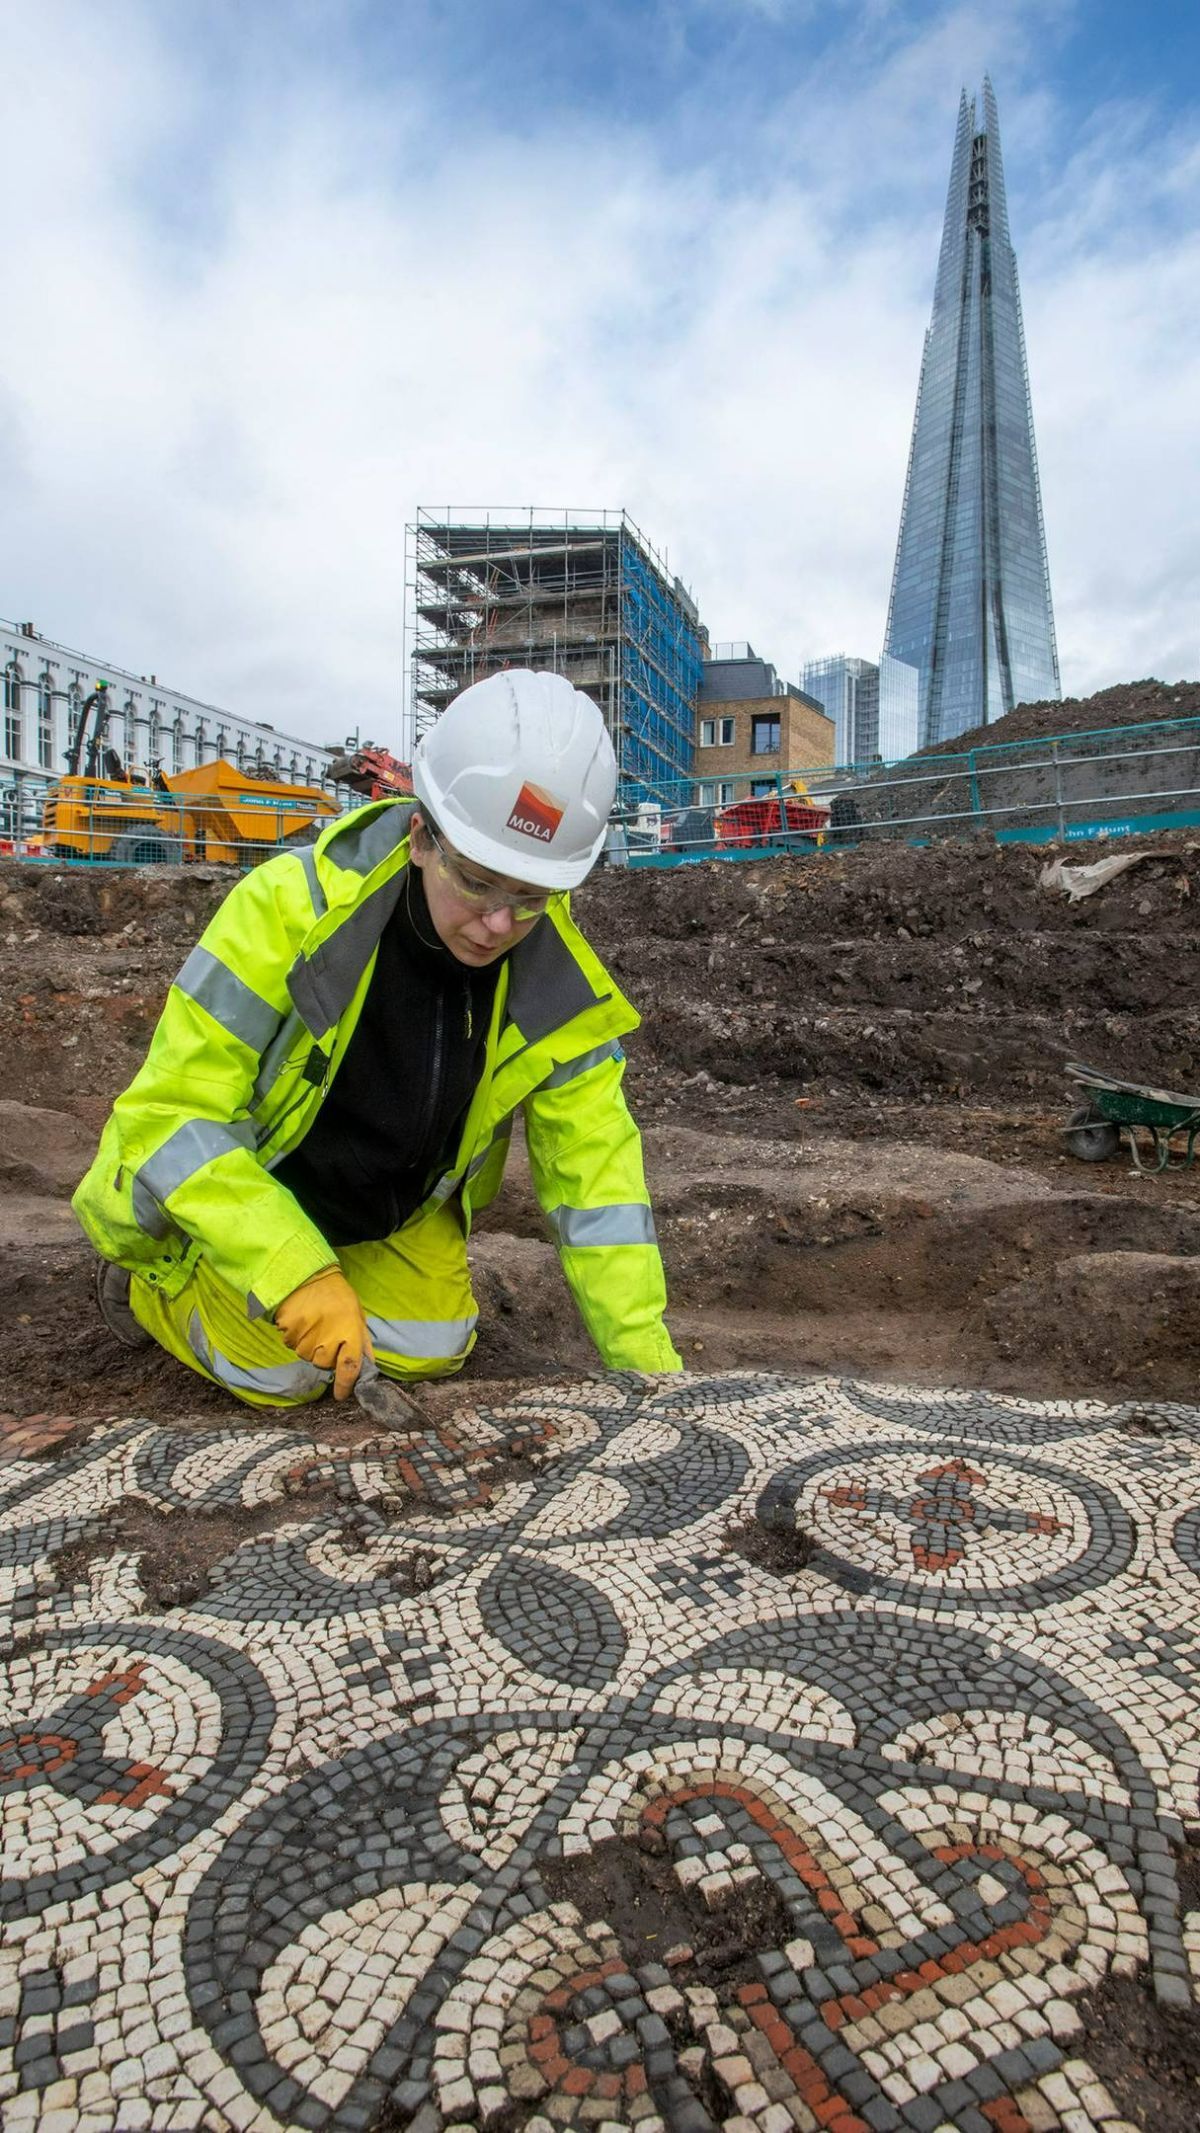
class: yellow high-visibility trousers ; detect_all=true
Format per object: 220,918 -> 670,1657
130,1199 -> 478,1409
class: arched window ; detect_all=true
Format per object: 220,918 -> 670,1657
194,717 -> 207,767
272,746 -> 282,775
122,697 -> 138,769
37,673 -> 53,769
235,732 -> 247,770
289,751 -> 299,781
172,714 -> 184,773
4,662 -> 24,762
148,706 -> 163,767
66,681 -> 84,764
215,725 -> 228,760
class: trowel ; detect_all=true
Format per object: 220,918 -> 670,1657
353,1353 -> 427,1433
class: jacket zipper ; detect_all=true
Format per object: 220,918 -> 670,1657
256,1046 -> 332,1154
420,991 -> 446,1171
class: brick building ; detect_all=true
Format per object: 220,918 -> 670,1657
694,642 -> 834,801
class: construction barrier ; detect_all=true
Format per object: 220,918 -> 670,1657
610,714 -> 1200,866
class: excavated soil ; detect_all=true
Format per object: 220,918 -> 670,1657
4,703 -> 1200,1421
542,1835 -> 796,1992
1077,1974 -> 1200,2133
914,673 -> 1200,759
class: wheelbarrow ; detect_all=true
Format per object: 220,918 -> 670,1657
1062,1060 -> 1200,1174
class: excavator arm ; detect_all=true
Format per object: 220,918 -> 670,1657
64,684 -> 113,778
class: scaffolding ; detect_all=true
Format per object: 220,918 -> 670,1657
405,507 -> 705,801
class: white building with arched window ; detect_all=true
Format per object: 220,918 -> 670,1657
0,618 -> 349,840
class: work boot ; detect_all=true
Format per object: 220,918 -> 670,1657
94,1257 -> 153,1350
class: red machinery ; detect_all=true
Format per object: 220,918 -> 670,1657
327,746 -> 414,802
716,792 -> 829,849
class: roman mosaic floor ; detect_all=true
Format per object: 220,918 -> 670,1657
1,1372 -> 1198,2133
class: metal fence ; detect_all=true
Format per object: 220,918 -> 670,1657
0,769 -> 51,854
7,712 -> 1200,873
610,713 -> 1200,866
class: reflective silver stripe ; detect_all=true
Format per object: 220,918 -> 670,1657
324,803 -> 413,877
547,1203 -> 657,1248
428,1115 -> 510,1205
176,946 -> 281,1054
131,1175 -> 172,1239
506,919 -> 607,1045
365,1311 -> 478,1359
539,1040 -> 622,1090
296,843 -> 327,917
138,1118 -> 257,1207
288,876 -> 405,1037
464,1115 -> 515,1183
252,1006 -> 307,1105
188,1310 -> 325,1398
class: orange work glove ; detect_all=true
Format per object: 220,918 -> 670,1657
274,1268 -> 373,1402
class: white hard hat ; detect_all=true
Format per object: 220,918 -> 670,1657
412,668 -> 617,890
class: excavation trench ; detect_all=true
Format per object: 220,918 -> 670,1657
5,820 -> 1200,1422
5,1117 -> 1200,1423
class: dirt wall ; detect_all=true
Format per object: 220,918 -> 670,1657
575,831 -> 1200,1106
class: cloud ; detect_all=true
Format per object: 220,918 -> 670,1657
0,0 -> 1194,752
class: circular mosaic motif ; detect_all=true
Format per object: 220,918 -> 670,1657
757,1438 -> 1135,1608
0,1622 -> 274,1918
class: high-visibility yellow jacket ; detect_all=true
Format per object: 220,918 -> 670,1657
73,802 -> 681,1372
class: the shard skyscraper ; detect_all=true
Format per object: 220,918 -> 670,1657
884,79 -> 1060,746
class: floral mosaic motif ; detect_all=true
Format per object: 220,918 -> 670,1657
0,1660 -> 172,1813
821,1454 -> 1064,1572
0,1369 -> 1197,2131
758,1439 -> 1136,1611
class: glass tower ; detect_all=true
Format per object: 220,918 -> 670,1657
884,79 -> 1060,746
800,653 -> 918,766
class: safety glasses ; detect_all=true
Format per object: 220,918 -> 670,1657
424,819 -> 559,922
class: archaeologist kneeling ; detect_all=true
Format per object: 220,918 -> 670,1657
74,670 -> 682,1407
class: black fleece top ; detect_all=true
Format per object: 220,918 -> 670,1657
275,866 -> 504,1247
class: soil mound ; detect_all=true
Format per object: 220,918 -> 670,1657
0,1100 -> 97,1196
985,1250 -> 1200,1393
922,675 -> 1200,758
829,675 -> 1200,843
575,832 -> 1200,1102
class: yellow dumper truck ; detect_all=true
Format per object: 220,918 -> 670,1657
43,758 -> 340,865
42,684 -> 340,864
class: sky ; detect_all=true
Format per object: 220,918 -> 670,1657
2,0 -> 1198,751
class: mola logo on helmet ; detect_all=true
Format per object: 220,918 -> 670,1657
506,781 -> 565,843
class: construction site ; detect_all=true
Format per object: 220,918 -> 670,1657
407,510 -> 705,798
2,674 -> 1200,2133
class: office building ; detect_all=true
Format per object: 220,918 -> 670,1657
800,653 -> 919,766
884,78 -> 1061,744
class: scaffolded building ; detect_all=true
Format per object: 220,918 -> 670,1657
406,509 -> 705,800
884,79 -> 1061,746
